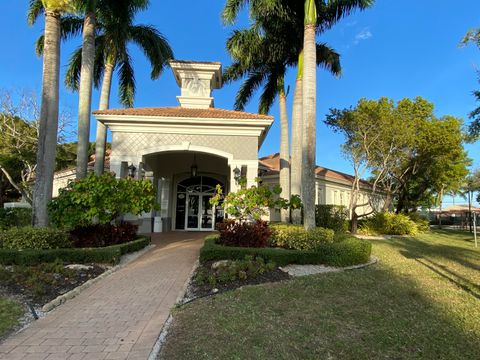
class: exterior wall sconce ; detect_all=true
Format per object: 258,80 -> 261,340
190,154 -> 198,177
233,166 -> 241,184
128,163 -> 137,178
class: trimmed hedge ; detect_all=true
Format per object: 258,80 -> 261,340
200,235 -> 371,267
0,236 -> 151,266
269,224 -> 335,250
1,227 -> 71,250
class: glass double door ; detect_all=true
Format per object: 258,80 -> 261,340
186,193 -> 214,231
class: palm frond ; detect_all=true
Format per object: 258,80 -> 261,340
223,62 -> 249,84
234,70 -> 266,111
316,43 -> 341,76
259,70 -> 282,115
93,35 -> 107,88
318,0 -> 374,32
222,0 -> 250,25
117,51 -> 135,107
64,46 -> 83,91
27,0 -> 44,26
128,25 -> 173,79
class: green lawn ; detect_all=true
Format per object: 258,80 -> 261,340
0,297 -> 23,338
161,229 -> 480,360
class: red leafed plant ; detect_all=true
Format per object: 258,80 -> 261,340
216,219 -> 272,248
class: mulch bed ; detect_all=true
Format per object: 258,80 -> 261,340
0,263 -> 108,308
184,261 -> 291,301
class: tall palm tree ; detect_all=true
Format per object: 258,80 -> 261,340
301,0 -> 374,229
224,23 -> 340,223
37,0 -> 173,175
28,0 -> 74,227
76,0 -> 97,179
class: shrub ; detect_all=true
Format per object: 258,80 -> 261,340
0,227 -> 71,250
195,255 -> 277,286
0,236 -> 150,266
200,235 -> 371,267
315,205 -> 348,233
48,172 -> 158,228
358,212 -> 420,236
69,221 -> 138,248
216,220 -> 272,248
0,208 -> 32,230
269,223 -> 335,251
407,213 -> 430,232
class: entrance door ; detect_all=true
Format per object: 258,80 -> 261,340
186,194 -> 215,231
176,176 -> 224,231
186,194 -> 199,230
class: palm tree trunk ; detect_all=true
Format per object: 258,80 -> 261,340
94,62 -> 114,175
278,77 -> 290,223
302,0 -> 317,230
76,10 -> 96,179
291,50 -> 303,224
33,9 -> 61,227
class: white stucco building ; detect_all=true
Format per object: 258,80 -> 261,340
52,60 -> 383,232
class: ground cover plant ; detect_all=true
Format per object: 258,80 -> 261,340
0,297 -> 23,339
189,255 -> 289,298
161,229 -> 480,359
0,259 -> 106,307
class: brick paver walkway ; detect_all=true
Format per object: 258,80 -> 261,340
0,232 -> 205,360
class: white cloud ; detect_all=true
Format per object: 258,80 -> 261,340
354,28 -> 373,44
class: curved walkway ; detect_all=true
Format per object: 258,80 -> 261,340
0,232 -> 205,360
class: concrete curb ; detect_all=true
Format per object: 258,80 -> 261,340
41,244 -> 155,313
149,258 -> 200,360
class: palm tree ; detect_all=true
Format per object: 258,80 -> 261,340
224,23 -> 340,223
301,0 -> 374,230
76,0 -> 97,179
37,0 -> 173,175
223,0 -> 371,229
28,0 -> 74,227
461,28 -> 480,139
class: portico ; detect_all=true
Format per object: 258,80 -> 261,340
93,60 -> 273,232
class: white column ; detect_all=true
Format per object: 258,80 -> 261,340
247,163 -> 259,188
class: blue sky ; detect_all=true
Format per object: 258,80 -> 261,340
1,0 -> 480,205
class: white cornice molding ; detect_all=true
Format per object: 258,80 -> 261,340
95,114 -> 273,147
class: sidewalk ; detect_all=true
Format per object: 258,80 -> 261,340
0,232 -> 205,360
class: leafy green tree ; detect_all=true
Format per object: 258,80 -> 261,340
327,97 -> 470,231
28,0 -> 76,226
48,172 -> 158,228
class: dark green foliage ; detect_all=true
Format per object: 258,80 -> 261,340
269,223 -> 335,250
0,227 -> 71,250
216,220 -> 272,248
48,172 -> 158,228
195,255 -> 277,287
69,221 -> 138,248
0,208 -> 32,230
0,236 -> 150,266
315,205 -> 348,232
200,236 -> 371,267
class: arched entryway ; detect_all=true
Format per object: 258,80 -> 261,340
175,176 -> 224,231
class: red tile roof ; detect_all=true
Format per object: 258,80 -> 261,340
93,107 -> 273,120
259,153 -> 372,186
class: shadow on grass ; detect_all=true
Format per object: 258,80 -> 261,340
377,234 -> 480,272
411,257 -> 480,299
161,252 -> 480,359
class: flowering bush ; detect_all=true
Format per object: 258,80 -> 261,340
269,223 -> 335,251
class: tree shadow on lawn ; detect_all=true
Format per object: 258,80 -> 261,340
409,257 -> 480,300
376,234 -> 480,272
161,258 -> 480,360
